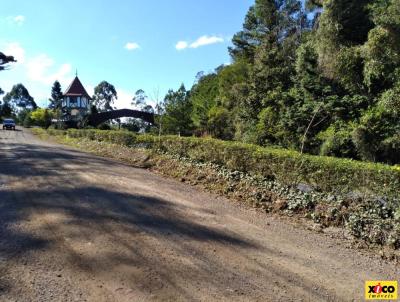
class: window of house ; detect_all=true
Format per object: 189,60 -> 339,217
70,97 -> 78,107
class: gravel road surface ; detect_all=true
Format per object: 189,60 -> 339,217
0,128 -> 398,302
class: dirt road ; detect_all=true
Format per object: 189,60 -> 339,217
0,128 -> 398,302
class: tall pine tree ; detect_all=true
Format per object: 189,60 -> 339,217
49,80 -> 63,109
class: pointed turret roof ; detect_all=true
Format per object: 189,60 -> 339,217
64,76 -> 91,99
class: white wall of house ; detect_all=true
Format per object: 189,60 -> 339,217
62,96 -> 89,109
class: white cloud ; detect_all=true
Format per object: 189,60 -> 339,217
26,54 -> 72,86
0,42 -> 75,107
114,88 -> 133,109
190,35 -> 224,48
14,15 -> 25,25
175,41 -> 189,50
6,15 -> 25,26
175,35 -> 224,51
125,42 -> 140,50
4,42 -> 25,64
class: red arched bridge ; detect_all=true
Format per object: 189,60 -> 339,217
86,109 -> 155,127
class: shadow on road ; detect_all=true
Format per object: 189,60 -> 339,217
0,134 -> 347,301
0,138 -> 259,299
0,183 -> 258,299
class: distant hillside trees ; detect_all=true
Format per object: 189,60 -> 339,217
159,0 -> 400,165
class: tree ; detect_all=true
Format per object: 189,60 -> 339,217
121,118 -> 141,132
30,108 -> 53,128
130,89 -> 154,132
0,52 -> 16,71
16,109 -> 31,125
229,6 -> 260,62
207,106 -> 234,140
156,0 -> 400,164
0,101 -> 12,117
162,84 -> 194,136
316,0 -> 374,79
49,81 -> 63,109
190,72 -> 219,134
93,81 -> 117,111
132,89 -> 154,113
132,89 -> 147,110
23,113 -> 33,128
362,0 -> 400,93
3,84 -> 37,111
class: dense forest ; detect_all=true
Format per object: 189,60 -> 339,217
160,0 -> 400,165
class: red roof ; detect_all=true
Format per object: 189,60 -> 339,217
64,76 -> 91,99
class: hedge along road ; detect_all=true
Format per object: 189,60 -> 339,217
0,128 -> 397,302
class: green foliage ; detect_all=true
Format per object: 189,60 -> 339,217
218,60 -> 250,110
0,100 -> 13,117
49,80 -> 63,109
121,118 -> 141,132
162,84 -> 194,136
335,47 -> 366,94
30,108 -> 53,128
380,81 -> 400,113
316,0 -> 373,78
207,106 -> 234,140
318,122 -> 358,159
153,0 -> 400,165
130,89 -> 154,132
93,81 -> 117,112
190,72 -> 219,133
3,84 -> 37,110
16,109 -> 31,125
97,123 -> 111,130
47,129 -> 400,200
229,5 -> 260,61
363,27 -> 400,92
131,89 -> 154,114
256,107 -> 279,145
352,105 -> 400,164
23,113 -> 33,128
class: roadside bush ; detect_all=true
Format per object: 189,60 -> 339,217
23,114 -> 33,128
318,122 -> 358,159
352,105 -> 400,164
56,129 -> 400,200
30,108 -> 53,128
97,123 -> 111,130
36,129 -> 400,248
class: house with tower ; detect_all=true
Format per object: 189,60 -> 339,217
62,74 -> 91,121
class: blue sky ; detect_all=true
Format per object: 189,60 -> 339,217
0,0 -> 254,108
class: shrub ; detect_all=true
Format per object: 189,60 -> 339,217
37,128 -> 400,248
30,108 -> 53,128
97,123 -> 111,130
318,122 -> 358,159
51,129 -> 400,200
23,114 -> 33,128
